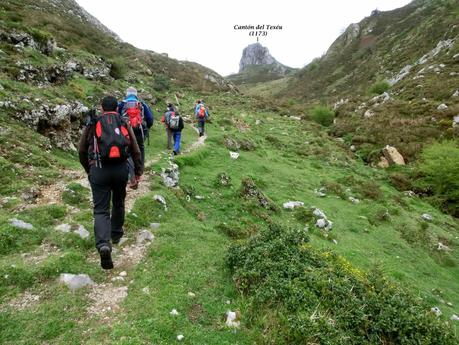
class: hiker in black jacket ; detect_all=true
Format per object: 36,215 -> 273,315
78,96 -> 143,269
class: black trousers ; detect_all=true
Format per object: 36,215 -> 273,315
197,120 -> 205,135
89,162 -> 128,250
133,127 -> 145,170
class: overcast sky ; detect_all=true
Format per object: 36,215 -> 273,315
75,0 -> 412,76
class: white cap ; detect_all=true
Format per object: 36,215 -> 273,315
126,86 -> 137,97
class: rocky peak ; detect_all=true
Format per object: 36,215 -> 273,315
239,43 -> 277,72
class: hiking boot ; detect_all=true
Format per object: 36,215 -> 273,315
128,179 -> 138,190
199,133 -> 204,137
173,150 -> 177,155
99,245 -> 113,270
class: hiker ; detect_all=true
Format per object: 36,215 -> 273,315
169,110 -> 184,155
161,103 -> 175,150
78,96 -> 143,270
118,87 -> 153,170
194,100 -> 209,137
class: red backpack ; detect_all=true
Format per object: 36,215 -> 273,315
92,112 -> 130,164
198,105 -> 206,118
123,101 -> 144,128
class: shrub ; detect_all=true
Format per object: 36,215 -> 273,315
153,74 -> 171,91
310,105 -> 335,127
415,141 -> 459,216
369,80 -> 390,95
226,223 -> 455,344
109,57 -> 127,79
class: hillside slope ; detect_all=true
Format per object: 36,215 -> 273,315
0,0 -> 235,150
266,0 -> 459,163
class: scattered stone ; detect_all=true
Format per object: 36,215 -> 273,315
453,115 -> 459,127
111,276 -> 124,282
142,287 -> 150,294
150,223 -> 160,229
450,314 -> 459,321
55,223 -> 71,233
431,306 -> 442,317
332,239 -> 338,245
421,213 -> 433,221
403,191 -> 416,197
452,90 -> 459,98
195,195 -> 205,200
188,292 -> 196,298
170,308 -> 179,316
349,197 -> 360,204
283,201 -> 304,209
119,271 -> 127,277
137,230 -> 154,244
21,187 -> 40,202
364,109 -> 375,118
153,195 -> 167,210
350,145 -> 356,152
225,310 -> 240,328
74,225 -> 90,239
9,218 -> 33,230
218,173 -> 231,186
161,163 -> 180,188
290,116 -> 301,120
177,335 -> 184,341
437,103 -> 448,111
229,151 -> 240,160
437,242 -> 450,251
59,273 -> 94,290
382,145 -> 405,166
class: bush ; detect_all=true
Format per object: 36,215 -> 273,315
227,223 -> 455,344
311,105 -> 335,127
153,75 -> 171,91
369,80 -> 390,95
109,57 -> 127,79
415,141 -> 459,216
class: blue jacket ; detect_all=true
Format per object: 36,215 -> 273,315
118,95 -> 154,128
194,104 -> 209,119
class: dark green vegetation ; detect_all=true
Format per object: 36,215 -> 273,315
228,224 -> 454,344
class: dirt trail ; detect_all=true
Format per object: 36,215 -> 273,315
6,126 -> 208,318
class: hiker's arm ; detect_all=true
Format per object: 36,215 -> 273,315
179,117 -> 184,131
143,103 -> 153,128
128,126 -> 143,176
78,127 -> 90,174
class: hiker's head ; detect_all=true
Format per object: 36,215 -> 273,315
126,86 -> 138,97
197,100 -> 201,104
101,96 -> 118,112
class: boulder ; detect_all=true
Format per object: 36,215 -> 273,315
229,151 -> 240,160
161,163 -> 179,188
382,146 -> 405,166
55,223 -> 71,233
377,156 -> 390,168
74,225 -> 90,239
421,213 -> 433,221
437,103 -> 448,111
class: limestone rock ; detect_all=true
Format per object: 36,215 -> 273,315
239,43 -> 276,72
382,146 -> 405,166
74,225 -> 90,239
225,310 -> 240,328
437,103 -> 448,111
137,230 -> 154,244
377,156 -> 390,168
59,273 -> 94,290
55,223 -> 71,233
161,164 -> 179,188
283,201 -> 304,209
9,218 -> 33,230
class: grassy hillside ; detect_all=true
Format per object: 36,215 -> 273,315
1,92 -> 459,344
1,0 -> 459,343
248,0 -> 459,164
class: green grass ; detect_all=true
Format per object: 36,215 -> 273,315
0,92 -> 458,343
